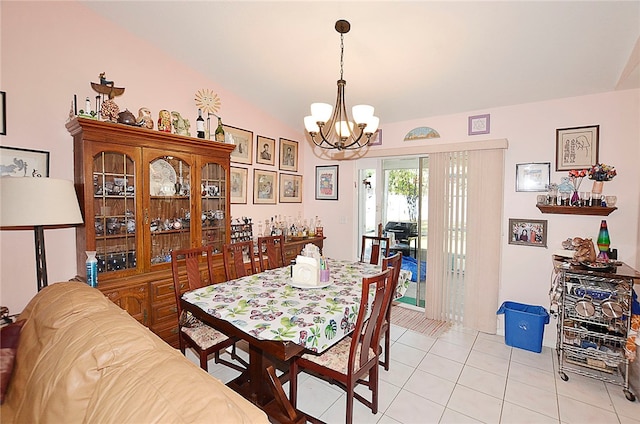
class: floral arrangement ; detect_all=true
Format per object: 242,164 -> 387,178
568,169 -> 587,192
588,163 -> 617,181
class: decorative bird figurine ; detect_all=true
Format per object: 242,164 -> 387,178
137,107 -> 153,129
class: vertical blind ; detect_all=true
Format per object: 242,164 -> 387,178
425,149 -> 504,333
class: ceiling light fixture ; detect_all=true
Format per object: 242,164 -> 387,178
304,20 -> 379,151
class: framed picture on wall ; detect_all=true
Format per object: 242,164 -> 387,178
230,166 -> 248,204
315,165 -> 339,200
555,125 -> 599,171
515,162 -> 550,192
508,218 -> 547,247
368,129 -> 382,146
0,91 -> 6,135
279,173 -> 302,203
253,169 -> 277,204
279,138 -> 298,172
0,146 -> 49,177
256,135 -> 275,166
468,114 -> 490,135
225,125 -> 253,165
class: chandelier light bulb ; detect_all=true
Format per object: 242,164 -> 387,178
335,120 -> 354,138
352,105 -> 374,125
304,116 -> 320,133
310,103 -> 333,123
364,116 -> 380,134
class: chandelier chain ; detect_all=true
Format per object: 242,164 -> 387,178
340,33 -> 344,80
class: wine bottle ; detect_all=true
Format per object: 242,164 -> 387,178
215,116 -> 225,143
196,109 -> 205,139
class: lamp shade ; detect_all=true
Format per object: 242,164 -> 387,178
0,177 -> 83,227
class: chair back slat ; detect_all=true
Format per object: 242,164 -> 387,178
170,246 -> 215,315
223,241 -> 258,280
350,268 -> 392,370
360,235 -> 390,265
257,235 -> 286,271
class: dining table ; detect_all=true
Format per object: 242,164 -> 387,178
180,258 -> 410,406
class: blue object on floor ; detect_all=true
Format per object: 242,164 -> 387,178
497,301 -> 549,353
401,256 -> 426,282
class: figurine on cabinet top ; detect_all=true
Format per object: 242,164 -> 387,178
171,111 -> 190,137
158,109 -> 172,132
137,107 -> 153,129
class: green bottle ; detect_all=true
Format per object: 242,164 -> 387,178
214,117 -> 225,143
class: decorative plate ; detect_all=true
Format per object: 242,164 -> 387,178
288,280 -> 332,290
150,159 -> 177,196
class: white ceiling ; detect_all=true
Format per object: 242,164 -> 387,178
82,1 -> 640,131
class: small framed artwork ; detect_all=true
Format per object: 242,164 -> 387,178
315,165 -> 339,200
253,169 -> 277,204
555,125 -> 599,171
0,91 -> 6,135
0,146 -> 49,177
279,173 -> 302,203
256,135 -> 275,166
279,138 -> 298,172
230,166 -> 248,204
224,125 -> 253,165
468,114 -> 490,135
515,162 -> 550,192
508,218 -> 548,248
368,129 -> 382,146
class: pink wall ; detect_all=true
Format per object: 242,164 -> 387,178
0,2 -> 304,312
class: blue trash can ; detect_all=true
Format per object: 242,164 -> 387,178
496,301 -> 549,353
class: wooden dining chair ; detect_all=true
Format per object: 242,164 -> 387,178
289,268 -> 393,424
170,246 -> 245,372
222,241 -> 258,280
257,235 -> 286,271
380,252 -> 402,370
360,235 -> 390,265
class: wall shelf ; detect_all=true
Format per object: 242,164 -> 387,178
536,205 -> 617,216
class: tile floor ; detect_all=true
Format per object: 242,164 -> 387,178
190,323 -> 639,424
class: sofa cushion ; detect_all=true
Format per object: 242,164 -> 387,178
0,320 -> 25,404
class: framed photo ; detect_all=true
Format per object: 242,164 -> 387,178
508,218 -> 548,248
255,135 -> 275,166
515,162 -> 550,192
555,125 -> 599,171
279,173 -> 302,203
224,125 -> 253,165
279,138 -> 298,172
253,169 -> 277,204
315,165 -> 339,200
0,91 -> 6,135
468,114 -> 490,135
368,129 -> 382,146
0,146 -> 49,177
230,166 -> 248,204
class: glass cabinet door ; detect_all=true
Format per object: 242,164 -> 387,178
93,151 -> 137,274
201,161 -> 227,253
148,155 -> 192,265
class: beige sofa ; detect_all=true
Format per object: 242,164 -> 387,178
1,282 -> 268,423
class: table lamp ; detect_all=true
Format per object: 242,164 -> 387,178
0,177 -> 83,291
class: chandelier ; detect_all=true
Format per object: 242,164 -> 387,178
304,20 -> 379,151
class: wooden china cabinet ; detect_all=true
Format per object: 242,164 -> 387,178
67,117 -> 234,347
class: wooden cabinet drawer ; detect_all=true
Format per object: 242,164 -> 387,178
152,301 -> 179,324
150,278 -> 186,304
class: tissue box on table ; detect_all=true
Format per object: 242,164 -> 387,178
292,255 -> 320,286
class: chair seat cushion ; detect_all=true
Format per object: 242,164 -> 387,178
301,336 -> 376,374
181,318 -> 229,350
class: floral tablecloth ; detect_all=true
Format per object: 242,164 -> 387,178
182,259 -> 410,353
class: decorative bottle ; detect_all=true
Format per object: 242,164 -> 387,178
196,108 -> 205,139
596,220 -> 610,262
215,116 -> 225,143
86,251 -> 98,288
